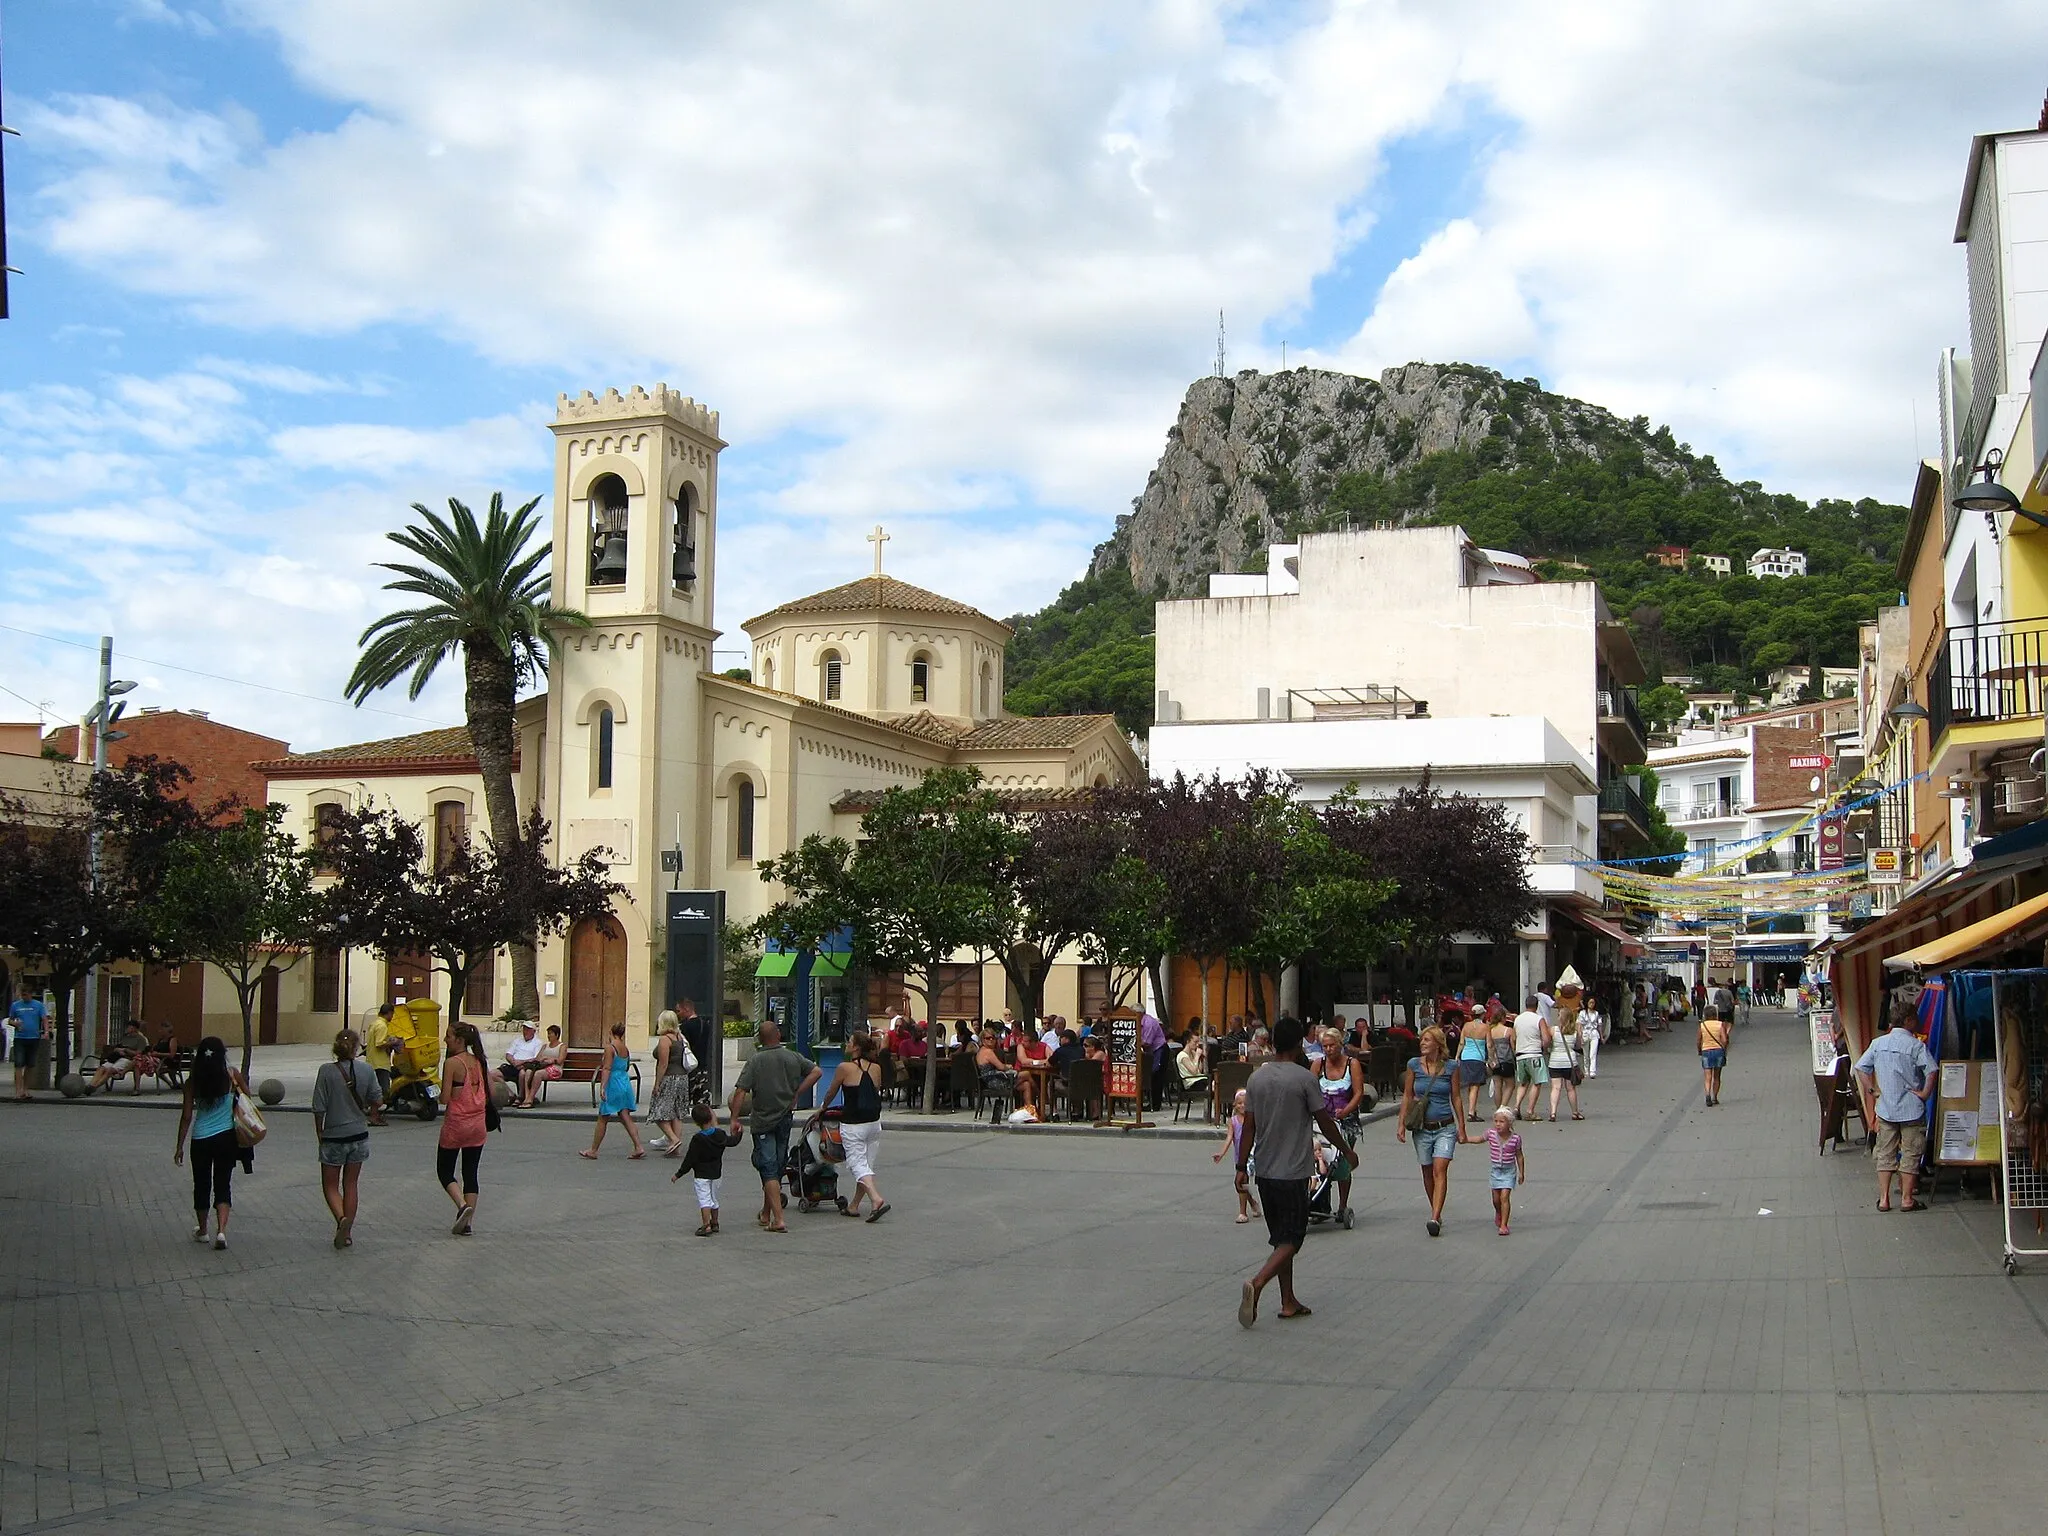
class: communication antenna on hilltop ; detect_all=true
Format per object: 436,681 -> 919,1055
1214,310 -> 1226,378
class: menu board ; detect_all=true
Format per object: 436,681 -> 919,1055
1810,1009 -> 1841,1075
1106,1016 -> 1142,1103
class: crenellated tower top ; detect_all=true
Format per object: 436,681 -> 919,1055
555,383 -> 723,444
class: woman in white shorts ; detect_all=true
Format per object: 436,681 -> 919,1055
820,1031 -> 890,1223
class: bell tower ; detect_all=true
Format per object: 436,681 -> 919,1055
542,385 -> 725,1042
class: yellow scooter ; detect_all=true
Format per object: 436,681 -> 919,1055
383,999 -> 443,1121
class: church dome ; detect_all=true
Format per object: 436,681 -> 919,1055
741,575 -> 1011,724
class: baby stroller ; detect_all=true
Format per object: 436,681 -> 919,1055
784,1116 -> 841,1213
1306,1122 -> 1357,1231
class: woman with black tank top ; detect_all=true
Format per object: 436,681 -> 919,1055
820,1031 -> 889,1222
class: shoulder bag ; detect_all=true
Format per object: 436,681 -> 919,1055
232,1077 -> 268,1147
1402,1063 -> 1432,1134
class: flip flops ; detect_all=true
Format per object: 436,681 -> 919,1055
1237,1281 -> 1258,1329
865,1202 -> 890,1224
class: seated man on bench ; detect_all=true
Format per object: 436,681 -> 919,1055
88,1023 -> 155,1095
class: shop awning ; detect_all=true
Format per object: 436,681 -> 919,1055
755,952 -> 798,978
810,953 -> 850,979
1885,889 -> 2048,972
1573,910 -> 1637,948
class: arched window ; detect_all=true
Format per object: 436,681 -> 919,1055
761,656 -> 775,691
588,474 -> 629,586
736,779 -> 756,860
910,653 -> 930,704
671,483 -> 696,587
432,799 -> 467,871
822,651 -> 843,702
595,706 -> 615,789
979,659 -> 994,717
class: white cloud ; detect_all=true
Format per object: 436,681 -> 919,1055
12,0 -> 2048,749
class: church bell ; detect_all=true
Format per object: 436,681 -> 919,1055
592,530 -> 628,585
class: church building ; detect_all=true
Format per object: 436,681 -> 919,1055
257,385 -> 1141,1049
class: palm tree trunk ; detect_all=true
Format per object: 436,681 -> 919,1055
464,644 -> 535,1018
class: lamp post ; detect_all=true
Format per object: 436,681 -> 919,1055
76,636 -> 136,1071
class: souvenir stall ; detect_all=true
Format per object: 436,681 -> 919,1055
1882,890 -> 2048,1273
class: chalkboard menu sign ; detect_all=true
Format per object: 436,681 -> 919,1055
1106,1015 -> 1142,1103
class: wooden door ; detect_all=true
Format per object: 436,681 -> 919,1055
258,967 -> 280,1045
385,951 -> 433,1008
144,962 -> 206,1048
568,918 -> 626,1048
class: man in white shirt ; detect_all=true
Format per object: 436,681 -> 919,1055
1511,997 -> 1550,1121
1039,1016 -> 1061,1050
499,1020 -> 544,1092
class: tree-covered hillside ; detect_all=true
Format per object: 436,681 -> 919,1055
1006,365 -> 1908,732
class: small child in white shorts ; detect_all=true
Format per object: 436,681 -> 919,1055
671,1103 -> 743,1236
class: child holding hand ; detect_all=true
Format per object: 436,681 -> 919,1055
672,1103 -> 743,1236
1213,1088 -> 1261,1223
1487,1105 -> 1526,1235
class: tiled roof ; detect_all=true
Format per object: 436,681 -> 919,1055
256,726 -> 505,775
1648,745 -> 1748,769
744,575 -> 1009,631
955,715 -> 1116,750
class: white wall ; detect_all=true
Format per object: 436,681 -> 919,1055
1155,526 -> 1605,766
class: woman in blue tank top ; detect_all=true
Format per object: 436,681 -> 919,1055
1396,1026 -> 1469,1238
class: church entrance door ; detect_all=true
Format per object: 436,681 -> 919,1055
568,918 -> 626,1048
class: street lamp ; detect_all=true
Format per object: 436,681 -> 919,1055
1887,697 -> 1928,726
1954,448 -> 2021,516
77,639 -> 138,1077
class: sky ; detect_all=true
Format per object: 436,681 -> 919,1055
3,0 -> 2046,751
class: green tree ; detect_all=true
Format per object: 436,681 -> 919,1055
344,493 -> 588,1018
323,805 -> 624,1024
755,768 -> 1019,1112
1638,683 -> 1687,735
0,758 -> 220,1079
151,806 -> 328,1078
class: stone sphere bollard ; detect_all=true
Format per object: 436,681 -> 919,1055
59,1073 -> 86,1098
489,1076 -> 512,1107
257,1079 -> 285,1106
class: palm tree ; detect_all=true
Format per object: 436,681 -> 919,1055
346,493 -> 587,1017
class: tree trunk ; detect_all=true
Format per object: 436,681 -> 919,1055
51,976 -> 77,1083
464,643 -> 537,1018
445,952 -> 469,1026
918,970 -> 941,1114
236,978 -> 258,1080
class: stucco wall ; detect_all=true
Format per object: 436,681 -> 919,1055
1155,526 -> 1603,766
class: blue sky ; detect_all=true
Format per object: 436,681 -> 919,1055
3,0 -> 2044,749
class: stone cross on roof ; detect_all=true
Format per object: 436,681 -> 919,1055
867,524 -> 889,576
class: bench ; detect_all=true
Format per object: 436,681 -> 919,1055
532,1047 -> 640,1109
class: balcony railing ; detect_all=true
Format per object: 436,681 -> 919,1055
1929,616 -> 2048,743
1597,777 -> 1648,829
1674,798 -> 1737,822
1597,687 -> 1648,754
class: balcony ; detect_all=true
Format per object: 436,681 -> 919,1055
1596,686 -> 1648,764
1674,798 -> 1738,822
1597,777 -> 1648,832
1929,616 -> 2048,747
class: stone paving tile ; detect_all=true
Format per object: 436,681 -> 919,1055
5,1015 -> 2048,1533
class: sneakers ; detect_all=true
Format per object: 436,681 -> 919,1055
193,1224 -> 208,1243
212,1233 -> 227,1250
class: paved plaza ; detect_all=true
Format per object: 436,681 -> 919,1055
3,1012 -> 2046,1534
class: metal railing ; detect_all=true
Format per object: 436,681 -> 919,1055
1929,617 -> 2048,742
1597,687 -> 1647,750
1597,777 -> 1648,829
1676,798 -> 1737,822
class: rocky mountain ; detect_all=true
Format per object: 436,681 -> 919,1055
1009,360 -> 1906,734
1089,362 -> 1702,597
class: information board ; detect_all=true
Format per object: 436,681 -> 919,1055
1935,1057 -> 2002,1166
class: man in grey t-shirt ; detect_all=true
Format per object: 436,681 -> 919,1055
729,1021 -> 820,1233
1235,1018 -> 1355,1327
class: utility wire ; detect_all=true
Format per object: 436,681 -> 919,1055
0,621 -> 456,728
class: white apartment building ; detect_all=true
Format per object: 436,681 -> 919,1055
1150,525 -> 1650,1009
1645,699 -> 1857,990
1746,548 -> 1808,580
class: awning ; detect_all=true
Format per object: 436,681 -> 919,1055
1885,889 -> 2048,972
810,953 -> 850,979
755,952 -> 798,978
1570,910 -> 1637,948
